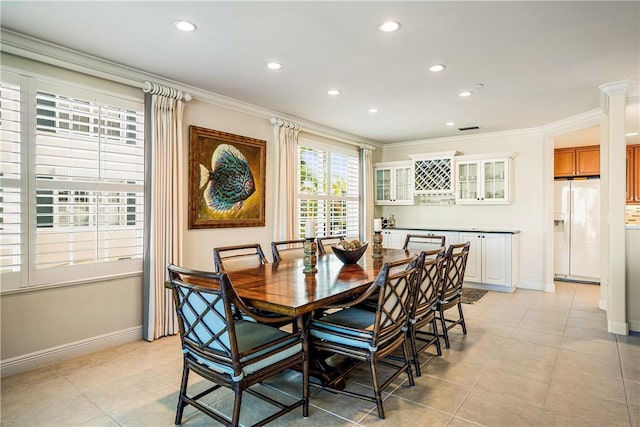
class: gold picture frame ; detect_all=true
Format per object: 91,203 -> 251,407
188,126 -> 266,229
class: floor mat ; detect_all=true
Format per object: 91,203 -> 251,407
461,288 -> 488,304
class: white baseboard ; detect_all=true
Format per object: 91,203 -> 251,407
515,280 -> 553,292
608,320 -> 629,335
628,319 -> 640,333
1,326 -> 142,378
599,298 -> 607,310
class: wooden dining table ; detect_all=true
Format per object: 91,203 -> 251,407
193,247 -> 416,387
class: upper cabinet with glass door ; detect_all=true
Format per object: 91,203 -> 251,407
455,153 -> 516,204
374,161 -> 414,205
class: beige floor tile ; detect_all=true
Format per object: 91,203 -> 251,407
624,359 -> 640,383
521,308 -> 569,325
543,383 -> 631,426
565,316 -> 609,332
422,358 -> 487,387
560,334 -> 620,358
446,416 -> 485,427
537,410 -> 615,427
392,374 -> 472,414
476,365 -> 550,408
551,365 -> 627,405
455,387 -> 543,427
357,395 -> 452,426
499,338 -> 560,363
465,318 -> 515,338
626,379 -> 640,408
309,383 -> 379,424
509,326 -> 564,348
555,348 -> 623,379
489,351 -> 556,384
517,318 -> 566,335
2,392 -> 107,427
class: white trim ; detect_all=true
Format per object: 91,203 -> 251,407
543,281 -> 556,293
607,320 -> 629,336
539,109 -> 604,137
599,298 -> 608,310
515,280 -> 549,292
1,29 -> 377,148
628,319 -> 640,334
382,127 -> 541,151
0,326 -> 143,377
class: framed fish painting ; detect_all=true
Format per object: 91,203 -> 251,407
188,126 -> 266,228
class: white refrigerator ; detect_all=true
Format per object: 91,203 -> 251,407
554,179 -> 600,283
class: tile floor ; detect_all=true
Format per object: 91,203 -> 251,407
2,281 -> 639,426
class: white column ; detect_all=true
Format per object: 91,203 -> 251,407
599,80 -> 630,335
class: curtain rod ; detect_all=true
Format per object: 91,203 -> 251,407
143,82 -> 192,101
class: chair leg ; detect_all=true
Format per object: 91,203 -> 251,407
457,302 -> 467,334
401,339 -> 415,387
231,388 -> 243,427
431,318 -> 442,356
369,358 -> 385,419
175,363 -> 190,425
439,307 -> 451,348
409,327 -> 422,377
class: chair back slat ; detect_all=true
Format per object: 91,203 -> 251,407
316,235 -> 346,255
272,239 -> 306,262
402,234 -> 446,252
372,256 -> 417,346
411,249 -> 445,321
440,242 -> 470,301
168,265 -> 242,374
213,243 -> 267,272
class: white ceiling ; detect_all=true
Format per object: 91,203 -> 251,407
1,1 -> 638,144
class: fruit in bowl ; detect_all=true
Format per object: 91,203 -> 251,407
332,240 -> 368,264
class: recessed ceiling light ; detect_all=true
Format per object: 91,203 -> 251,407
458,91 -> 473,97
430,64 -> 446,72
379,21 -> 400,32
174,20 -> 196,32
446,122 -> 456,126
368,108 -> 379,113
472,83 -> 484,89
327,89 -> 341,96
267,62 -> 283,70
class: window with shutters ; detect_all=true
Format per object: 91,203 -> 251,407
0,70 -> 144,291
297,143 -> 359,238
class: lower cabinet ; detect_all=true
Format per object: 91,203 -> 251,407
458,232 -> 520,290
381,229 -> 407,249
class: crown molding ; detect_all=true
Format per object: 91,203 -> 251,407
1,29 -> 378,147
381,127 -> 541,151
539,109 -> 604,138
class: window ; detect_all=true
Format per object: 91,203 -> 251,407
298,143 -> 359,238
0,70 -> 144,291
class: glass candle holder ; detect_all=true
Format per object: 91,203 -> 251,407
372,231 -> 383,258
303,237 -> 318,274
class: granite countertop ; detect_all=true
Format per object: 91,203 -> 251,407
387,226 -> 521,234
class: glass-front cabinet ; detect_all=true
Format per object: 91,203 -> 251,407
455,154 -> 514,204
374,161 -> 414,205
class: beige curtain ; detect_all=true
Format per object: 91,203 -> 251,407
272,118 -> 301,240
143,84 -> 186,340
360,144 -> 375,243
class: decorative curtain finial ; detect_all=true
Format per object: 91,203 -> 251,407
143,82 -> 191,101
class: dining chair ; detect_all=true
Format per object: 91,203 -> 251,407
316,235 -> 346,255
407,247 -> 446,376
271,238 -> 306,262
402,234 -> 446,251
436,241 -> 471,348
166,264 -> 309,427
308,255 -> 418,419
213,243 -> 268,272
213,243 -> 290,327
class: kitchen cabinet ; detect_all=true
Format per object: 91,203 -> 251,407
627,144 -> 640,204
381,229 -> 408,249
554,145 -> 600,177
374,161 -> 414,205
458,232 -> 520,290
409,151 -> 459,195
455,154 -> 514,204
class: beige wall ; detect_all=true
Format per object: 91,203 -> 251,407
377,130 -> 547,290
1,276 -> 142,360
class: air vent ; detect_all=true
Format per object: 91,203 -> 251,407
458,126 -> 480,131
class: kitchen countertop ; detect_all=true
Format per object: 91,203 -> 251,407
626,225 -> 640,230
385,226 -> 521,234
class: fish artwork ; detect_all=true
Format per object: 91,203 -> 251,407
199,144 -> 256,212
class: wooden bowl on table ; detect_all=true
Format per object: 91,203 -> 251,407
331,241 -> 368,264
